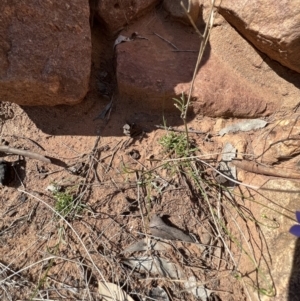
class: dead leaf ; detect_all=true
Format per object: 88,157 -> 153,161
221,142 -> 236,161
94,97 -> 113,120
214,142 -> 237,186
219,119 -> 267,136
98,282 -> 134,301
184,276 -> 212,300
123,256 -> 184,279
123,238 -> 171,254
148,286 -> 169,301
214,161 -> 236,186
114,35 -> 132,48
150,215 -> 193,242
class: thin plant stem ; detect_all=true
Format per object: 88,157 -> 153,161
180,0 -> 216,148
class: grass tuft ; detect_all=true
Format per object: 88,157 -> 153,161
53,190 -> 83,218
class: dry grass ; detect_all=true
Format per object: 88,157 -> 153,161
0,1 -> 286,301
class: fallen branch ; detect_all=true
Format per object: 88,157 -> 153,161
0,145 -> 51,163
231,159 -> 300,179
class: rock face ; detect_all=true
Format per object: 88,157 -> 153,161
96,0 -> 160,33
0,0 -> 91,106
217,0 -> 300,74
116,9 -> 300,117
212,116 -> 300,300
251,116 -> 300,165
163,0 -> 201,25
236,177 -> 300,301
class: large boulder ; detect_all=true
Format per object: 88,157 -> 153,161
0,0 -> 91,106
163,0 -> 201,25
116,9 -> 300,117
217,0 -> 300,74
96,0 -> 160,33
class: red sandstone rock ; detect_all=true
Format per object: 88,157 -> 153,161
163,0 -> 201,25
0,0 -> 91,106
96,0 -> 160,33
217,0 -> 300,74
116,10 -> 300,117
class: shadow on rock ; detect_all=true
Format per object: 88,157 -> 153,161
21,11 -> 201,137
261,52 -> 300,90
21,96 -> 197,137
288,238 -> 300,301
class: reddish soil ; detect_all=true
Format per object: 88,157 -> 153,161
0,20 -> 275,301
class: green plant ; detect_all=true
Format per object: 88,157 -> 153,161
53,190 -> 82,218
159,131 -> 189,157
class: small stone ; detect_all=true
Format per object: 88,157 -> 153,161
214,119 -> 225,134
46,184 -> 62,193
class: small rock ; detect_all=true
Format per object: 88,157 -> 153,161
46,184 -> 62,193
123,123 -> 143,137
214,119 -> 225,133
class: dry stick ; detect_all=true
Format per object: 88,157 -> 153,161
105,147 -> 119,173
181,0 -> 216,149
12,165 -> 25,188
0,145 -> 51,163
15,189 -> 120,301
147,153 -> 300,202
153,32 -> 178,50
181,1 -> 203,38
220,201 -> 260,270
231,159 -> 300,180
0,255 -> 91,284
172,50 -> 198,52
8,135 -> 46,151
155,125 -> 205,134
74,137 -> 102,208
150,156 -> 300,192
190,162 -> 254,301
190,163 -> 236,263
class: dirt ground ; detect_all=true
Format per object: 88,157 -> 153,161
0,20 -> 283,301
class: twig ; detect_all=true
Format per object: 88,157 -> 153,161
27,203 -> 39,222
153,32 -> 178,50
181,0 -> 216,150
12,164 -> 25,188
0,215 -> 28,235
231,159 -> 300,179
105,147 -> 119,173
255,135 -> 300,160
155,125 -> 205,134
172,50 -> 198,52
0,145 -> 51,163
8,135 -> 46,151
180,1 -> 203,38
94,95 -> 114,121
15,189 -> 110,291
